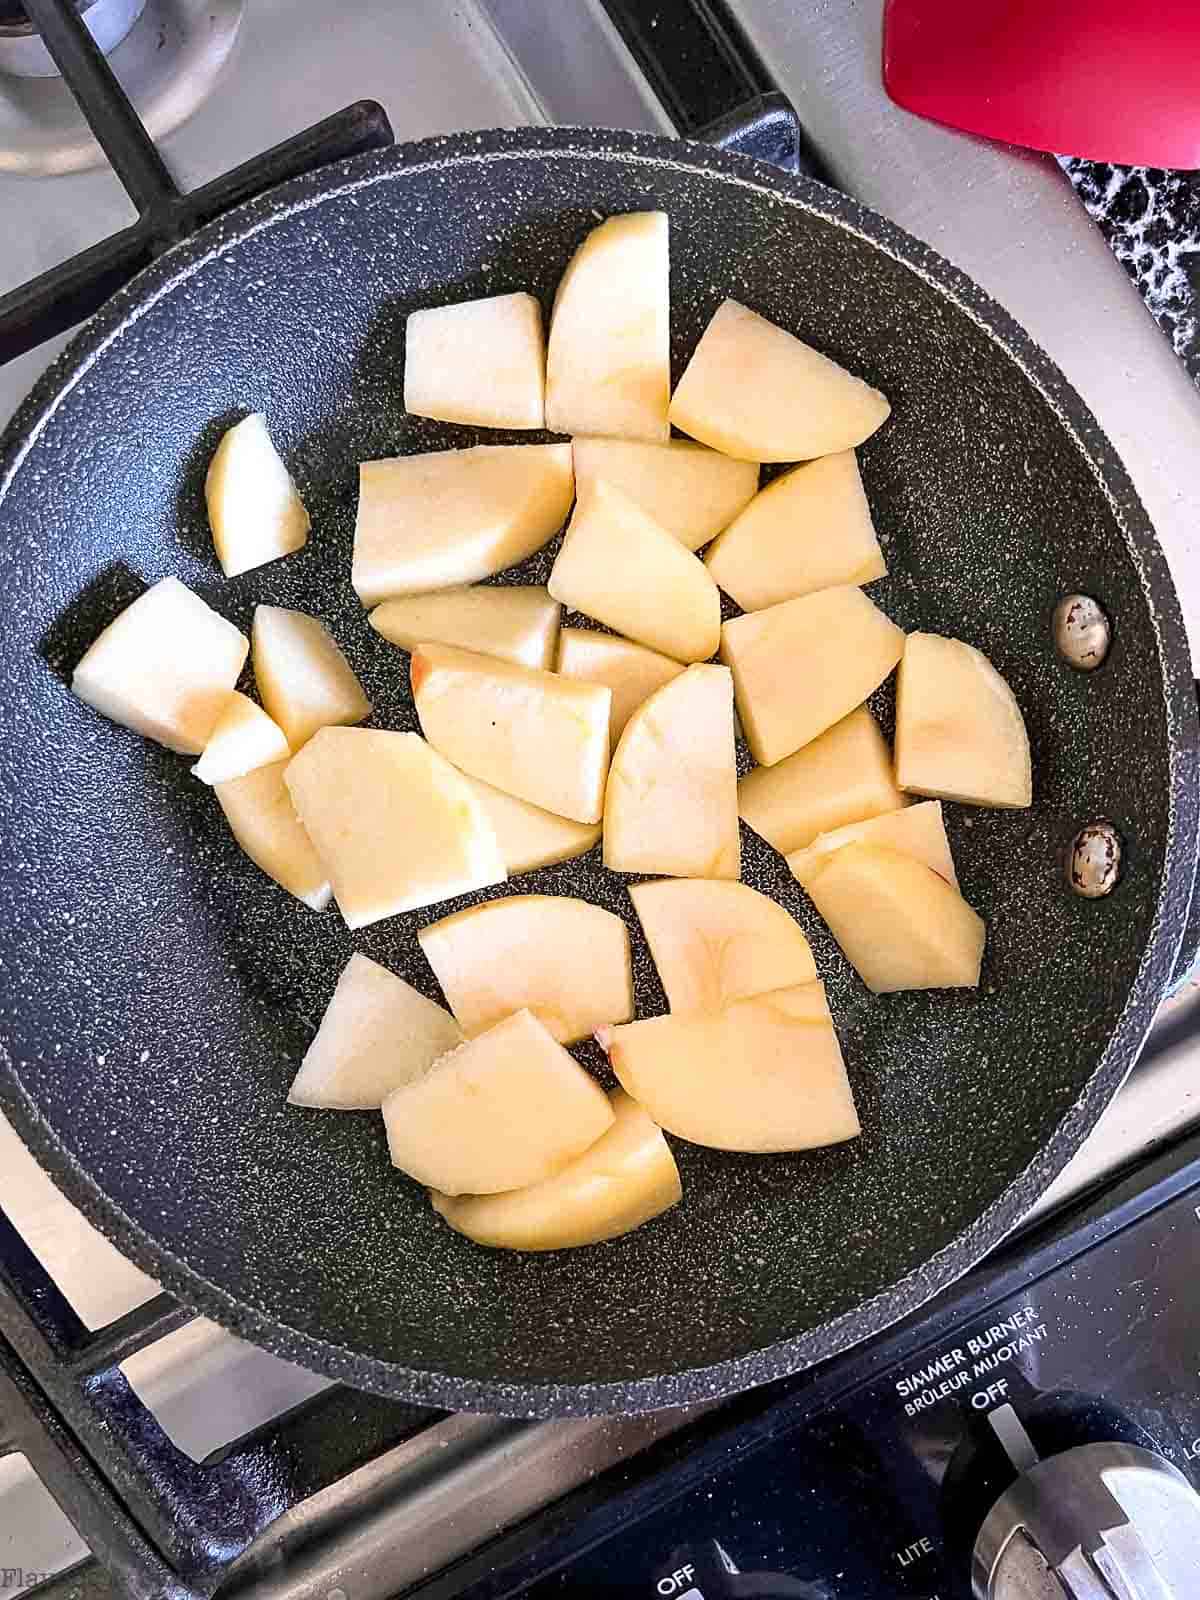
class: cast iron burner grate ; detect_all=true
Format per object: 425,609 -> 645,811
0,5 -> 810,1594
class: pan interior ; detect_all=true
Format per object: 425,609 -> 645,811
0,139 -> 1179,1403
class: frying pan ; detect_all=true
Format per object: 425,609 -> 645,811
0,126 -> 1196,1418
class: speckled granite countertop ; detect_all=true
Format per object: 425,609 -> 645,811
1063,159 -> 1200,385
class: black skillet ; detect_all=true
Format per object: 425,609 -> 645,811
0,126 -> 1196,1417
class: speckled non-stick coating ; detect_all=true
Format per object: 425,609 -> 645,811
0,128 -> 1195,1417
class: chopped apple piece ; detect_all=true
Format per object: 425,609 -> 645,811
411,643 -> 610,824
353,443 -> 574,605
788,800 -> 957,887
404,292 -> 545,429
205,412 -> 310,578
721,586 -> 904,766
556,627 -> 685,747
71,576 -> 248,755
706,451 -> 886,610
192,691 -> 289,784
214,759 -> 330,910
601,982 -> 859,1152
630,878 -> 816,1014
738,706 -> 906,854
369,585 -> 560,670
432,1089 -> 680,1250
604,664 -> 739,879
548,481 -> 721,663
895,632 -> 1032,808
284,728 -> 505,928
252,606 -> 370,753
792,841 -> 984,993
460,775 -> 600,876
545,211 -> 670,441
288,954 -> 463,1110
669,299 -> 890,462
382,1009 -> 614,1195
572,437 -> 758,551
418,894 -> 633,1044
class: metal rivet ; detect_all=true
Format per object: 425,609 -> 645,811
1053,594 -> 1111,670
1067,821 -> 1122,898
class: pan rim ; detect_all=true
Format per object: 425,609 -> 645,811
1,124 -> 1196,1417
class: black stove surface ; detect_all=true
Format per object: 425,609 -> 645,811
416,1129 -> 1200,1599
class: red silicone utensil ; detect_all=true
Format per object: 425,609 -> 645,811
883,0 -> 1200,167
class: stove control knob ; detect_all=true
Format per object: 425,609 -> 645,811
973,1410 -> 1200,1598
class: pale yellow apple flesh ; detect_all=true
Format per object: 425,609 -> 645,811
604,664 -> 739,879
669,299 -> 891,462
544,211 -> 670,441
459,774 -> 600,876
252,605 -> 370,753
630,878 -> 816,1014
432,1089 -> 680,1251
555,627 -> 685,747
284,728 -> 506,928
548,480 -> 721,663
214,759 -> 331,910
404,292 -> 546,430
205,412 -> 310,578
720,586 -> 905,766
571,437 -> 758,551
353,443 -> 574,605
71,576 -> 248,756
369,585 -> 560,670
895,632 -> 1032,808
601,982 -> 859,1153
788,800 -> 957,887
418,893 -> 633,1044
382,1008 -> 614,1195
793,841 -> 984,993
737,706 -> 906,854
411,642 -> 611,824
288,953 -> 463,1110
706,451 -> 886,610
192,691 -> 290,785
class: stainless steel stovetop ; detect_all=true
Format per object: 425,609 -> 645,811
2,3 -> 1200,1595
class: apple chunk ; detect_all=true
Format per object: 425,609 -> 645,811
545,211 -> 670,441
382,1009 -> 614,1195
738,706 -> 906,854
71,576 -> 248,755
792,841 -> 984,993
556,627 -> 685,747
721,586 -> 904,766
252,606 -> 370,753
548,481 -> 721,663
192,691 -> 289,784
601,983 -> 859,1153
288,954 -> 463,1110
706,452 -> 886,610
411,643 -> 610,824
572,437 -> 758,551
604,664 -> 739,879
353,443 -> 573,605
630,878 -> 816,1014
284,728 -> 505,928
669,299 -> 890,462
788,800 -> 957,888
369,585 -> 560,670
459,775 -> 600,876
418,894 -> 633,1044
205,413 -> 310,578
895,632 -> 1032,808
404,292 -> 545,430
214,759 -> 330,910
432,1089 -> 680,1250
